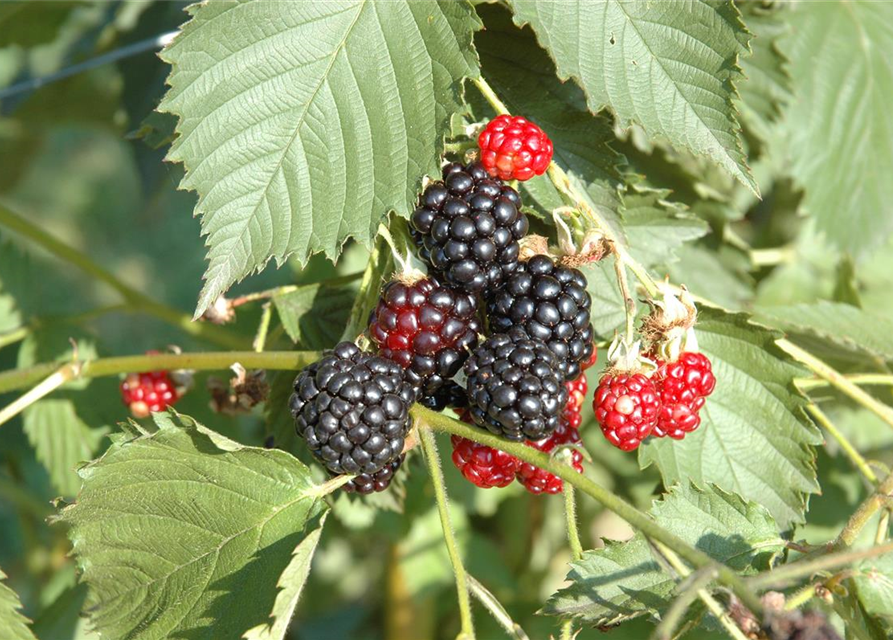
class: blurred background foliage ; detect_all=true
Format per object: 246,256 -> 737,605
0,2 -> 891,639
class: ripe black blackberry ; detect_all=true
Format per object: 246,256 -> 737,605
290,342 -> 415,477
487,254 -> 594,380
342,455 -> 405,494
411,161 -> 529,293
464,327 -> 568,441
368,277 -> 479,396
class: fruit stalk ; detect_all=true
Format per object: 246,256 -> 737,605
415,405 -> 764,616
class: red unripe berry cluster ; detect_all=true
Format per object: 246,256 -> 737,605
478,115 -> 553,181
120,370 -> 180,418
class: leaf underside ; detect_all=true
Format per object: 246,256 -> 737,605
159,0 -> 481,316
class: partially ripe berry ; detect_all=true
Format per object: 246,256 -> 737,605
653,352 -> 716,439
369,278 -> 479,396
478,115 -> 553,181
120,370 -> 180,418
516,422 -> 584,495
563,373 -> 588,430
594,372 -> 660,451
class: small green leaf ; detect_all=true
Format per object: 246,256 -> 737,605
59,411 -> 327,640
272,283 -> 355,349
242,514 -> 327,640
0,568 -> 36,640
159,0 -> 481,316
544,483 -> 784,625
639,308 -> 821,527
854,553 -> 893,624
508,0 -> 757,192
756,301 -> 893,362
780,1 -> 893,259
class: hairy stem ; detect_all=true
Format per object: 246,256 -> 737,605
781,339 -> 893,431
0,204 -> 247,349
837,470 -> 893,548
418,427 -> 475,639
0,350 -> 320,395
651,568 -> 717,640
415,407 -> 763,615
564,484 -> 584,561
467,575 -> 530,640
0,362 -> 81,428
253,304 -> 273,352
806,404 -> 878,485
614,254 -> 637,343
747,541 -> 893,590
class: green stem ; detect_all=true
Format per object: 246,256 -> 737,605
0,350 -> 320,395
613,254 -> 636,343
415,407 -> 763,616
651,568 -> 717,640
564,485 -> 584,561
780,339 -> 893,432
466,575 -> 529,640
837,470 -> 893,548
806,404 -> 878,485
747,541 -> 893,590
0,326 -> 28,350
229,272 -> 363,307
0,362 -> 80,428
795,374 -> 893,391
418,427 -> 475,639
0,204 -> 247,349
253,303 -> 273,352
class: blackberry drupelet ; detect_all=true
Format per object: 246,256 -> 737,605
369,278 -> 479,396
411,162 -> 529,293
290,342 -> 416,476
464,327 -> 568,441
342,455 -> 405,494
487,254 -> 594,381
652,352 -> 716,439
417,380 -> 469,412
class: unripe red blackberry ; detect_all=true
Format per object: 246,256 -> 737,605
464,327 -> 568,442
451,434 -> 521,489
411,162 -> 529,293
516,422 -> 584,495
369,278 -> 479,396
652,352 -> 716,439
290,342 -> 416,477
487,254 -> 594,380
120,370 -> 180,418
594,372 -> 660,451
478,115 -> 553,181
563,374 -> 588,430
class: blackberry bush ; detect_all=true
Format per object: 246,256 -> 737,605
411,161 -> 529,292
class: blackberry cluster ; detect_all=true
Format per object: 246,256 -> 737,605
417,380 -> 468,413
343,456 -> 405,495
464,328 -> 568,442
368,278 -> 479,396
411,162 -> 528,293
290,342 -> 415,480
487,255 -> 593,381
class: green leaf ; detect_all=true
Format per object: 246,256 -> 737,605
474,3 -> 623,224
242,515 -> 327,640
854,553 -> 893,625
621,187 -> 709,268
736,2 -> 792,141
508,0 -> 757,192
579,260 -> 625,338
272,283 -> 355,349
756,301 -> 893,362
779,1 -> 893,259
159,0 -> 481,316
58,411 -> 327,640
667,245 -> 753,311
639,308 -> 821,527
544,483 -> 784,625
0,568 -> 36,640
